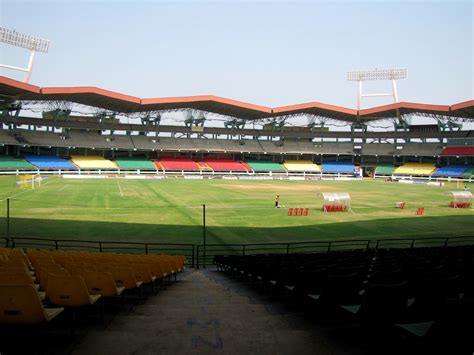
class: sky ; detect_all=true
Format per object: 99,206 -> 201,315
0,0 -> 472,111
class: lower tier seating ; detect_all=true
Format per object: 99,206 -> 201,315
322,161 -> 355,173
433,165 -> 472,177
283,160 -> 321,172
0,156 -> 36,170
462,167 -> 474,178
214,245 -> 474,347
0,247 -> 185,325
375,164 -> 396,175
70,155 -> 118,169
114,157 -> 156,170
245,160 -> 286,172
393,163 -> 436,176
157,157 -> 201,171
23,154 -> 77,170
204,159 -> 250,171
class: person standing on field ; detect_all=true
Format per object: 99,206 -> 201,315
275,195 -> 280,208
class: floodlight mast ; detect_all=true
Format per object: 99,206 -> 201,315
347,68 -> 407,110
0,27 -> 50,83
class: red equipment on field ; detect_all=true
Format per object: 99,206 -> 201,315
288,208 -> 309,216
415,208 -> 425,215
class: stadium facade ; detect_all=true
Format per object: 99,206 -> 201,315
0,76 -> 473,180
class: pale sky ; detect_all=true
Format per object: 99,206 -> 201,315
1,0 -> 472,111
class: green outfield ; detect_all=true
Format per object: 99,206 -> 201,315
0,176 -> 472,245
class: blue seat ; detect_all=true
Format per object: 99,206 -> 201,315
322,162 -> 355,173
23,154 -> 77,169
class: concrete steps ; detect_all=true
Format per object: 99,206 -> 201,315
71,269 -> 332,354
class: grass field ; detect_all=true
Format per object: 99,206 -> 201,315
0,176 -> 472,246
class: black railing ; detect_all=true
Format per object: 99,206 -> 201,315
195,235 -> 474,268
4,235 -> 474,270
8,237 -> 195,267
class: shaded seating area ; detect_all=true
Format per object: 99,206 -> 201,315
23,154 -> 77,170
0,156 -> 36,170
282,160 -> 321,172
113,157 -> 156,170
245,160 -> 285,172
433,165 -> 471,177
322,161 -> 355,173
214,244 -> 474,352
462,167 -> 474,178
393,163 -> 436,176
70,155 -> 118,170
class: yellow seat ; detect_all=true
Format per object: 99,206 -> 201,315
47,275 -> 101,306
0,271 -> 45,301
83,272 -> 125,297
0,284 -> 64,324
110,267 -> 143,290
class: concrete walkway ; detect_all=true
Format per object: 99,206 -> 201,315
71,269 -> 336,355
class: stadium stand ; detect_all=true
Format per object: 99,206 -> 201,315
401,143 -> 443,156
375,164 -> 396,175
204,158 -> 250,171
322,161 -> 355,173
433,165 -> 471,177
157,157 -> 201,171
441,147 -> 474,156
214,244 -> 474,348
245,160 -> 286,172
314,142 -> 354,155
70,155 -> 118,169
113,157 -> 156,170
0,156 -> 36,170
393,163 -> 437,176
23,154 -> 77,170
282,160 -> 321,172
462,167 -> 474,178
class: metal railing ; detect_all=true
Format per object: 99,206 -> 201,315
4,235 -> 474,270
7,237 -> 196,267
195,235 -> 474,268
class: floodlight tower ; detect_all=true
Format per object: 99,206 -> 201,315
0,27 -> 50,83
347,68 -> 407,110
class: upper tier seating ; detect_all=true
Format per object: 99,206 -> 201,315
0,156 -> 36,170
23,154 -> 77,170
157,157 -> 201,171
204,159 -> 250,171
322,162 -> 355,173
441,147 -> 474,156
283,160 -> 321,172
70,155 -> 118,169
114,157 -> 156,170
375,164 -> 396,175
393,163 -> 436,176
433,165 -> 471,177
245,160 -> 286,172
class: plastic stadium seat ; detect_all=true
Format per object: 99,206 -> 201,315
321,162 -> 355,173
204,158 -> 250,171
283,160 -> 321,172
0,284 -> 64,324
433,165 -> 471,177
393,163 -> 436,176
157,157 -> 200,171
23,154 -> 77,170
70,155 -> 118,170
47,274 -> 101,307
245,160 -> 286,172
108,267 -> 143,290
441,147 -> 474,156
83,272 -> 125,297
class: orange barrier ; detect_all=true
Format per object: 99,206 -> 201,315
323,205 -> 348,212
449,202 -> 472,208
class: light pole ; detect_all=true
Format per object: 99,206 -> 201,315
0,27 -> 50,83
347,68 -> 407,110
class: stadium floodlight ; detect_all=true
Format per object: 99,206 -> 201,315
0,27 -> 50,83
347,68 -> 407,110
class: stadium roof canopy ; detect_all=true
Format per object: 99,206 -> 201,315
0,76 -> 472,122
